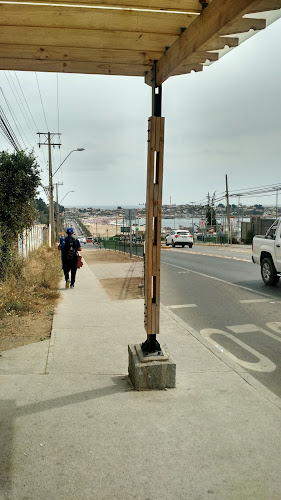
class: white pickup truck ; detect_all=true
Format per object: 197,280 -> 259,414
252,218 -> 281,285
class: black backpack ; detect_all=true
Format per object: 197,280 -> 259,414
64,236 -> 77,260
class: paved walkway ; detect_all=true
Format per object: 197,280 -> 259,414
0,256 -> 281,500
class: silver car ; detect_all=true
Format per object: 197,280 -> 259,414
165,230 -> 193,248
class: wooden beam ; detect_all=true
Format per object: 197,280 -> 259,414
0,44 -> 163,66
247,0 -> 281,12
144,115 -> 164,336
0,4 -> 198,35
0,58 -> 150,75
145,0 -> 268,87
4,0 -> 210,14
170,64 -> 203,76
0,27 -> 178,52
200,36 -> 239,51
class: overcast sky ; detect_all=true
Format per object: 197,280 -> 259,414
1,14 -> 281,208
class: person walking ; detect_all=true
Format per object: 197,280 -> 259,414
62,228 -> 81,288
58,232 -> 65,269
219,227 -> 225,245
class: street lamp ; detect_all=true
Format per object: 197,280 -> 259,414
60,190 -> 75,205
58,191 -> 74,235
49,148 -> 84,245
53,148 -> 85,176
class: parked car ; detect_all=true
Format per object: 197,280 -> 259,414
166,230 -> 193,248
252,218 -> 281,285
86,237 -> 93,243
78,236 -> 86,244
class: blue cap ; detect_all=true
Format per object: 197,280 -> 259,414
66,227 -> 74,234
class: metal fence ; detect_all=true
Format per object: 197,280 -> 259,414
102,239 -> 144,257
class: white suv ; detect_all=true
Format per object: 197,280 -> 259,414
166,230 -> 193,248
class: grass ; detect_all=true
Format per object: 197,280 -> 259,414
0,245 -> 61,320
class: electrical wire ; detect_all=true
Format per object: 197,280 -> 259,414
35,72 -> 49,131
0,104 -> 22,151
0,86 -> 27,149
14,72 -> 39,133
4,72 -> 33,148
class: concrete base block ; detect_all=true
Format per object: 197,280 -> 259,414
128,344 -> 176,390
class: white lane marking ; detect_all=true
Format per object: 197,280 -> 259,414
168,304 -> 197,309
240,299 -> 273,303
200,327 -> 276,373
267,322 -> 281,334
163,248 -> 251,262
162,261 -> 278,301
227,323 -> 281,344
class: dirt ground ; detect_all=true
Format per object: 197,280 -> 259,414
0,250 -> 143,352
83,250 -> 144,300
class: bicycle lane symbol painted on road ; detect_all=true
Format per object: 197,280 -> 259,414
199,323 -> 281,372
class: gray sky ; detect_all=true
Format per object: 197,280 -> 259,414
1,14 -> 281,208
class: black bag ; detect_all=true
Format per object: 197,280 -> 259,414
64,236 -> 77,261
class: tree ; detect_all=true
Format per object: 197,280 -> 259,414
0,150 -> 40,238
36,197 -> 49,224
205,192 -> 217,226
0,150 -> 41,277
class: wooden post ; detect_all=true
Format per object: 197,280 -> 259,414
143,91 -> 164,352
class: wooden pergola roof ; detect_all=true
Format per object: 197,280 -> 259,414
1,0 -> 281,86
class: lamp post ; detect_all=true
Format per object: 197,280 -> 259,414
49,148 -> 84,244
59,191 -> 75,233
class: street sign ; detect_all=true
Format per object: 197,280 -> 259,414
199,219 -> 206,229
125,209 -> 136,219
121,227 -> 130,233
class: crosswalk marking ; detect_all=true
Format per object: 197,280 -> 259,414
168,304 -> 197,309
240,299 -> 273,303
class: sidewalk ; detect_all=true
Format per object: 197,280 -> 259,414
1,256 -> 281,500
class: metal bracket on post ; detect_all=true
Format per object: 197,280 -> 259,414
142,63 -> 164,356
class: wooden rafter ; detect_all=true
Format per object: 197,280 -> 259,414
2,0 -> 210,13
0,0 -> 280,79
145,0 -> 281,86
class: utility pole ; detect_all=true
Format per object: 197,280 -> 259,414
38,132 -> 61,246
225,174 -> 231,244
55,182 -> 63,239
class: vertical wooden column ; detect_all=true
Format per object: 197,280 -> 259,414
144,114 -> 165,348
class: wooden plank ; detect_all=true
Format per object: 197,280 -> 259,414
0,4 -> 198,35
201,35 -> 239,51
0,44 -> 162,66
0,26 -> 178,53
170,64 -> 203,76
144,117 -> 155,334
4,0 -> 209,14
247,0 -> 281,12
154,117 -> 164,336
145,0 -> 268,86
0,58 -> 150,75
219,17 -> 266,35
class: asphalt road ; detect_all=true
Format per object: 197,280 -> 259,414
160,245 -> 281,399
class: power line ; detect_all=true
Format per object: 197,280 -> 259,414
0,86 -> 27,149
35,72 -> 49,131
0,104 -> 22,151
14,71 -> 39,133
4,71 -> 33,148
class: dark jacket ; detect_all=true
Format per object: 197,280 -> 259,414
62,235 -> 80,263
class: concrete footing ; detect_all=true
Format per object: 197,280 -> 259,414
128,344 -> 176,390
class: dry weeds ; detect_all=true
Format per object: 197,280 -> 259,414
0,246 -> 62,351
